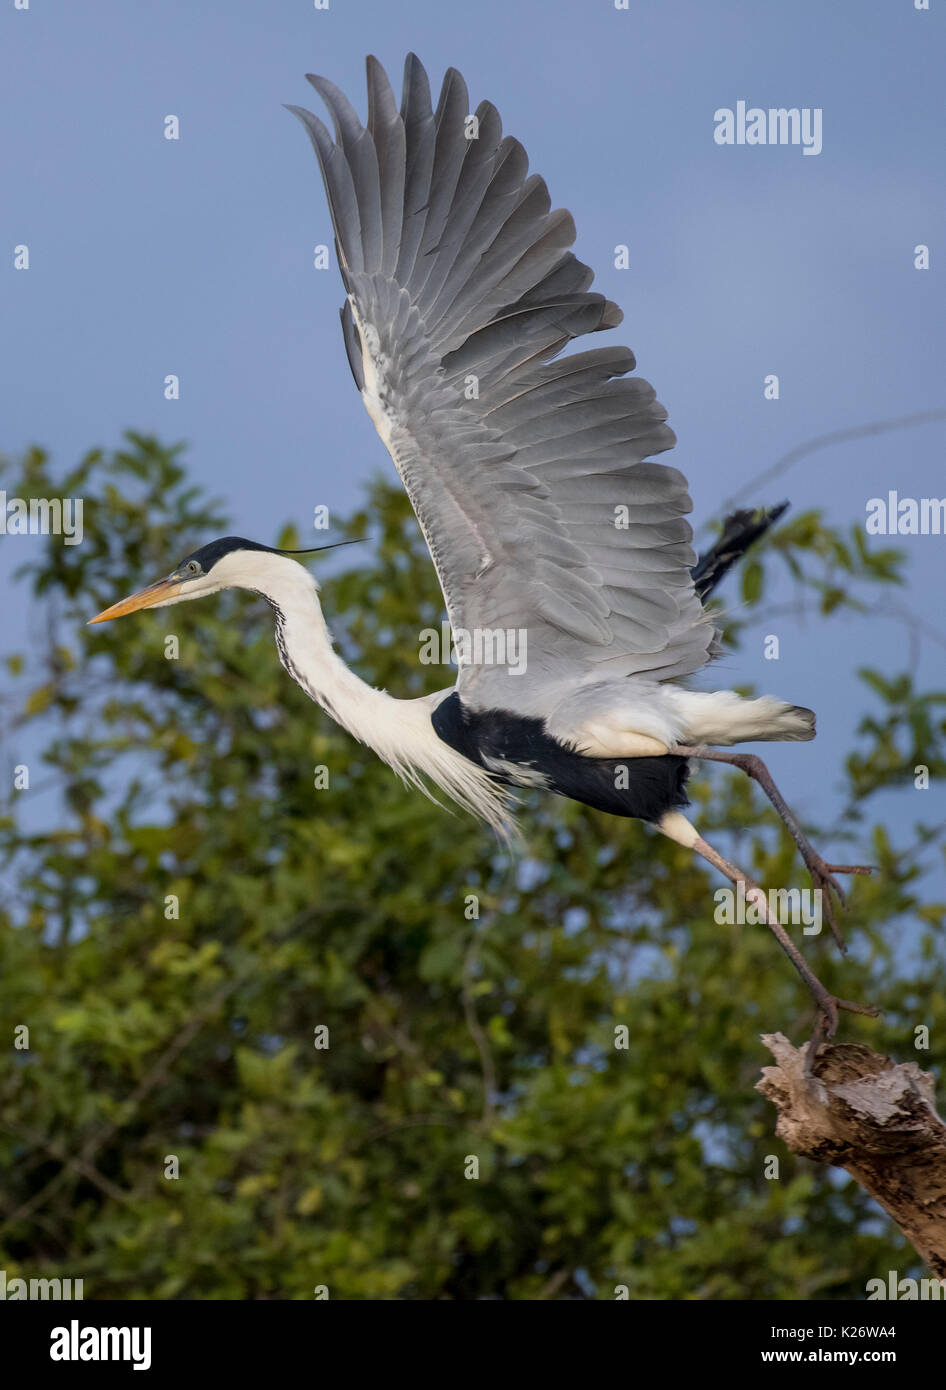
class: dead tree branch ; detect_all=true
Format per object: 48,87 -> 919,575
757,1033 -> 946,1277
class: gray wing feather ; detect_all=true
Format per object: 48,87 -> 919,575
289,54 -> 714,711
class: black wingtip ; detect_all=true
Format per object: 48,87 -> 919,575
691,501 -> 791,602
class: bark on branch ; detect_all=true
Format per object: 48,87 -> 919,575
757,1033 -> 946,1277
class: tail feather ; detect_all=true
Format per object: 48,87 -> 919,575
691,502 -> 789,602
669,690 -> 816,745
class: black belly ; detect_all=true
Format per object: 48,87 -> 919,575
431,692 -> 690,824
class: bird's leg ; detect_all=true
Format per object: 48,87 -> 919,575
657,812 -> 878,1051
671,745 -> 873,953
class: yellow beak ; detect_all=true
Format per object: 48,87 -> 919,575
87,577 -> 183,625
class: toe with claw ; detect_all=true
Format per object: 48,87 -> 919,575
805,991 -> 882,1072
800,854 -> 874,955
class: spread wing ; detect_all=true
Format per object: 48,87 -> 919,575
289,54 -> 714,712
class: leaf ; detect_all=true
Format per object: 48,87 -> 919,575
25,683 -> 55,715
741,560 -> 763,605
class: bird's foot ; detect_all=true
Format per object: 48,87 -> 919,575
804,986 -> 880,1073
799,852 -> 874,955
672,745 -> 876,955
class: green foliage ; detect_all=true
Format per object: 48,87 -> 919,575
0,437 -> 944,1299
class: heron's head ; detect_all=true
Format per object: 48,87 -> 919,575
88,536 -> 359,626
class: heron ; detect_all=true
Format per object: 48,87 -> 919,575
89,54 -> 874,1040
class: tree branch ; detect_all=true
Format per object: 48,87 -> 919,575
757,1033 -> 946,1277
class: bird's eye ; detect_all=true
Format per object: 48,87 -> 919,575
184,560 -> 201,578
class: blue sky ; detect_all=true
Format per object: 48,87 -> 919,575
2,0 -> 944,855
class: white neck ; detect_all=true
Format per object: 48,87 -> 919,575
214,551 -> 513,839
